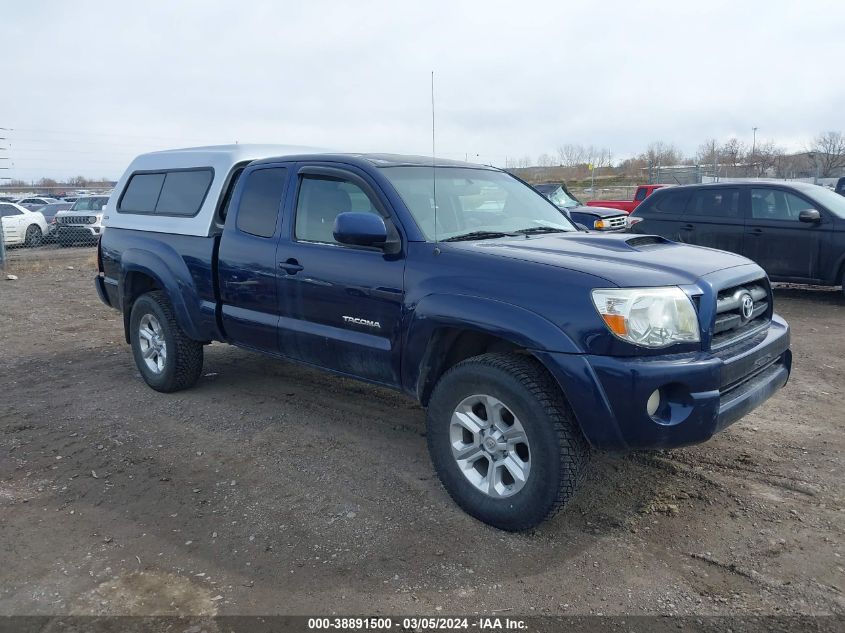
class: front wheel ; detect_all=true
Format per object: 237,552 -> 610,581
426,353 -> 589,531
24,224 -> 42,247
129,290 -> 203,392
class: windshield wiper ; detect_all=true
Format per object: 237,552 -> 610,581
514,226 -> 568,235
441,230 -> 520,242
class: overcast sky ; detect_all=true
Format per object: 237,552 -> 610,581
3,0 -> 844,181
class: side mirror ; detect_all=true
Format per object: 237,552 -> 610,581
333,212 -> 388,247
101,205 -> 107,211
799,209 -> 821,223
576,223 -> 590,232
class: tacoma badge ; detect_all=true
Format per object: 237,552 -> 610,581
342,316 -> 381,329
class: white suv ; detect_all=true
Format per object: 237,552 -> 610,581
54,195 -> 110,246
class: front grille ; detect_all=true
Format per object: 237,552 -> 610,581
597,215 -> 627,230
711,278 -> 771,348
58,216 -> 96,225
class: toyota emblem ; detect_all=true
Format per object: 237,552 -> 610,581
740,294 -> 754,320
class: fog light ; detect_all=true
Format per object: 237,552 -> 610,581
646,389 -> 661,417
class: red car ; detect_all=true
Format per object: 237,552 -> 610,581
586,184 -> 667,213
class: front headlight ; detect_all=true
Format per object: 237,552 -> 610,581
591,287 -> 700,348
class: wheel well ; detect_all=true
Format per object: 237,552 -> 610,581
122,272 -> 162,343
418,328 -> 522,405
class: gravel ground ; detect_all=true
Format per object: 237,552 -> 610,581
0,252 -> 843,618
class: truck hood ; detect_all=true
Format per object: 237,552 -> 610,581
444,233 -> 757,287
568,204 -> 626,218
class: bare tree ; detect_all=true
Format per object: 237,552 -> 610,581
719,138 -> 746,174
557,144 -> 585,168
747,141 -> 784,177
808,131 -> 845,177
583,146 -> 613,170
695,138 -> 719,166
641,141 -> 681,167
537,153 -> 554,167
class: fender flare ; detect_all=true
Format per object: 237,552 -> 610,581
119,247 -> 206,342
402,293 -> 580,401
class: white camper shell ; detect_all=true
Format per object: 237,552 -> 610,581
105,145 -> 323,237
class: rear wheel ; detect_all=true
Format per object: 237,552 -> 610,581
129,291 -> 203,392
426,353 -> 589,531
24,225 -> 42,247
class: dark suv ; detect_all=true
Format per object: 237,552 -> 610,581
628,181 -> 845,293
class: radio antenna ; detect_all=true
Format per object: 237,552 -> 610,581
431,70 -> 438,245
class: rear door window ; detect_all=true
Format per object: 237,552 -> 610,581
643,189 -> 691,214
687,188 -> 740,218
235,167 -> 288,238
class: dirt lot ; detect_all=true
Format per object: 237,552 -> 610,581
1,251 -> 843,618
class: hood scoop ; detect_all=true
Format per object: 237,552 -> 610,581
625,235 -> 672,249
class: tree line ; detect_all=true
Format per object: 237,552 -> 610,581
507,131 -> 845,180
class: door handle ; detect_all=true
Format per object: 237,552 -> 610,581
748,228 -> 763,236
279,259 -> 304,274
681,224 -> 694,231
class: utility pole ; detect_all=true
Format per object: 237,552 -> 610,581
0,128 -> 10,196
751,127 -> 758,176
712,139 -> 718,182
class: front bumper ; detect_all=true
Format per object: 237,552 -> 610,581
536,314 -> 791,450
57,225 -> 100,241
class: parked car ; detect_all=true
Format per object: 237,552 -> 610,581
38,201 -> 73,240
586,184 -> 667,213
628,181 -> 845,293
16,196 -> 58,211
0,202 -> 49,246
96,145 -> 791,531
533,183 -> 628,231
54,195 -> 110,246
836,177 -> 845,197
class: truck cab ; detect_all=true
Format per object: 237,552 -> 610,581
96,146 -> 791,531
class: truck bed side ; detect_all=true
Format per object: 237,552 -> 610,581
99,228 -> 222,343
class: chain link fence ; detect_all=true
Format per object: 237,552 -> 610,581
1,202 -> 101,273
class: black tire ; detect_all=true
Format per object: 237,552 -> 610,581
129,290 -> 203,393
426,352 -> 589,531
24,224 -> 42,247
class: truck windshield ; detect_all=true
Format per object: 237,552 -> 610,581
71,197 -> 109,211
381,166 -> 576,240
547,186 -> 581,209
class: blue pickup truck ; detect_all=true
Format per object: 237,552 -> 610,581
96,145 -> 792,530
